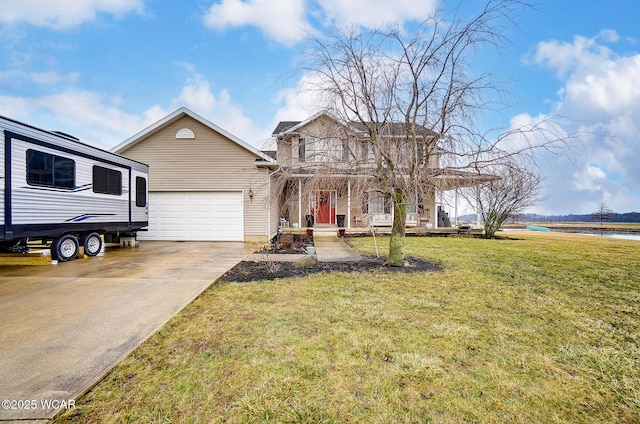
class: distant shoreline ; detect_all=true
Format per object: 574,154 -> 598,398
504,222 -> 640,233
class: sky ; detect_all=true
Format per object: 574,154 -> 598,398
1,0 -> 639,216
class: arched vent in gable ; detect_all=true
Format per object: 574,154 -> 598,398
176,128 -> 195,139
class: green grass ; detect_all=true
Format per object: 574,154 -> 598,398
54,232 -> 640,423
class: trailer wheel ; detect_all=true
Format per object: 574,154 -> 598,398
80,232 -> 102,256
51,235 -> 79,262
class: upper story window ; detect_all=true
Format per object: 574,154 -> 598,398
361,141 -> 374,162
26,149 -> 75,189
299,137 -> 349,163
298,138 -> 306,162
93,165 -> 122,195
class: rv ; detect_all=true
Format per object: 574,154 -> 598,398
1,115 -> 149,261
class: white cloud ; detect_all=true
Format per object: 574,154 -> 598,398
0,67 -> 272,151
0,90 -> 162,149
526,31 -> 640,214
203,0 -> 437,45
272,72 -> 326,122
203,0 -> 308,46
0,0 -> 144,29
574,165 -> 607,191
527,30 -> 618,78
170,71 -> 268,146
316,0 -> 436,29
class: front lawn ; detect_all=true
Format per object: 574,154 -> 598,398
54,232 -> 640,423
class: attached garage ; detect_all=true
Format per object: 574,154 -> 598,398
140,191 -> 243,241
112,107 -> 280,243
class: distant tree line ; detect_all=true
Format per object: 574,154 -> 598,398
524,211 -> 640,223
458,212 -> 640,223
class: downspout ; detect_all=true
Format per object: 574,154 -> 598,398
267,166 -> 282,243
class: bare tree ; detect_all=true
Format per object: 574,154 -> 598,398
288,0 -> 569,265
471,162 -> 542,238
592,203 -> 614,226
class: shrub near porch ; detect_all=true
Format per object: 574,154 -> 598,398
54,232 -> 640,423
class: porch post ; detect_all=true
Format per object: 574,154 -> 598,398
454,188 -> 459,227
298,179 -> 302,228
434,189 -> 439,229
476,186 -> 481,229
347,180 -> 351,229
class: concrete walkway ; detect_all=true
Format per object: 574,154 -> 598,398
314,235 -> 363,262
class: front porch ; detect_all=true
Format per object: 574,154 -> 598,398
280,223 -> 483,238
279,179 -> 452,231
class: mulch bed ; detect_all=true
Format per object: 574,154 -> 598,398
219,255 -> 440,283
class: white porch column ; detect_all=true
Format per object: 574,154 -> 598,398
454,188 -> 459,227
347,180 -> 351,229
476,186 -> 481,229
298,179 -> 302,228
434,189 -> 439,229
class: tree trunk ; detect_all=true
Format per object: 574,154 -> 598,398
388,189 -> 407,267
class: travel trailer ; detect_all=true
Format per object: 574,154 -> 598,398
1,115 -> 149,261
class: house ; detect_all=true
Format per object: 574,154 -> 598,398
112,107 -> 279,242
272,112 -> 476,230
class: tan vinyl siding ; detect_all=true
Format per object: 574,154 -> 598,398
119,115 -> 270,240
276,137 -> 292,167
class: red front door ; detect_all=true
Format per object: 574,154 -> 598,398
314,191 -> 334,224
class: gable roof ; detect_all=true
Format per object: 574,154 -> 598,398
272,121 -> 300,135
272,111 -> 437,139
113,106 -> 277,165
271,111 -> 354,137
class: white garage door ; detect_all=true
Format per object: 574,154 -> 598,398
140,191 -> 244,241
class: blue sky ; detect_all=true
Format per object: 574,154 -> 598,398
1,0 -> 639,215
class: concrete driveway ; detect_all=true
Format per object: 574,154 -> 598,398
0,241 -> 253,421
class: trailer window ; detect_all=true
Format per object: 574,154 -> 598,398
135,176 -> 147,207
26,149 -> 75,189
93,166 -> 122,195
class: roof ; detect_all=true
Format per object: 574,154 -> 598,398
272,111 -> 437,138
261,150 -> 277,160
112,107 -> 277,165
272,121 -> 300,135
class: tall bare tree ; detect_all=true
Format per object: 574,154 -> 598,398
293,0 -> 568,265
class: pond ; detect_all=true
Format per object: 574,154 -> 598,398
577,232 -> 640,241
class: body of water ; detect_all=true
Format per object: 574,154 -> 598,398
578,232 -> 640,241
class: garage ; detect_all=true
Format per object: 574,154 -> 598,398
140,191 -> 244,241
112,107 -> 279,243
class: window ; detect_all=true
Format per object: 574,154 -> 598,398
175,128 -> 195,139
342,139 -> 350,162
93,165 -> 122,195
366,192 -> 391,214
304,137 -> 346,162
26,149 -> 75,189
298,138 -> 306,162
361,141 -> 374,162
135,176 -> 147,207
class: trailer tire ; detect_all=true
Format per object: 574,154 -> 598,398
51,235 -> 79,262
80,232 -> 102,256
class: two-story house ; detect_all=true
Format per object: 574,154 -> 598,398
272,112 -> 465,231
